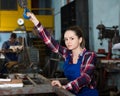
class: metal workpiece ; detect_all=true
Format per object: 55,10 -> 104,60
53,86 -> 75,96
0,73 -> 75,96
0,84 -> 52,95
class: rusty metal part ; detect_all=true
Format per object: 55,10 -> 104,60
0,73 -> 75,96
0,84 -> 52,95
53,86 -> 75,96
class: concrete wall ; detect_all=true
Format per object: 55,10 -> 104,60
89,0 -> 120,52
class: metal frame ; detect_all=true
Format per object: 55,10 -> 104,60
0,73 -> 75,96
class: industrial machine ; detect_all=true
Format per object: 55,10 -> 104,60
96,23 -> 120,59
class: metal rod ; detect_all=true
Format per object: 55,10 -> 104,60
26,75 -> 37,86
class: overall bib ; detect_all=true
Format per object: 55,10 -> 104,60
63,53 -> 98,96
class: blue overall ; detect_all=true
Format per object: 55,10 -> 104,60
63,53 -> 98,96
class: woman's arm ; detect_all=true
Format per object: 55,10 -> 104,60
27,12 -> 68,58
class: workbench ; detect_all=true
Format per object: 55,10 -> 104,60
0,73 -> 75,96
97,58 -> 120,95
100,59 -> 120,72
100,59 -> 120,64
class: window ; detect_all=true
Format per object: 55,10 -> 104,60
0,0 -> 17,10
31,0 -> 52,15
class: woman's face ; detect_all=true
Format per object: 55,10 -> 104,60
64,30 -> 82,50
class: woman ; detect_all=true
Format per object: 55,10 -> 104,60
27,12 -> 98,96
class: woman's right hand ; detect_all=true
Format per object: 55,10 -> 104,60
51,80 -> 62,88
51,80 -> 66,89
26,12 -> 39,26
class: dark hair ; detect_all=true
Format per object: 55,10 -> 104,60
10,33 -> 17,39
65,26 -> 85,48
